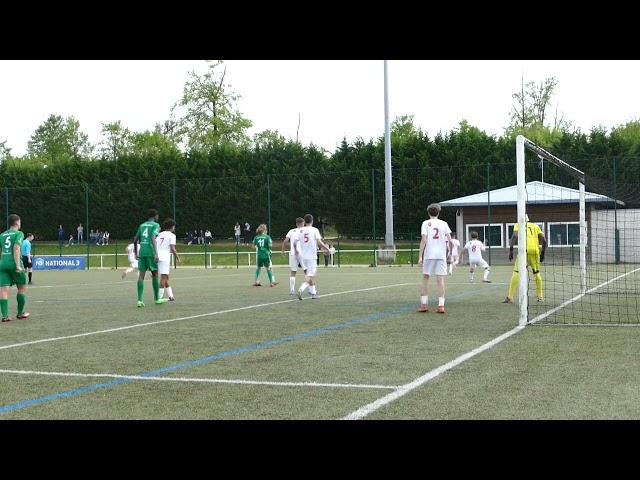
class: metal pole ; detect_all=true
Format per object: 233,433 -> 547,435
383,60 -> 394,249
613,158 -> 619,264
371,169 -> 376,242
172,178 -> 176,222
579,182 -> 586,293
487,162 -> 492,265
267,174 -> 272,234
337,235 -> 341,268
85,183 -> 90,270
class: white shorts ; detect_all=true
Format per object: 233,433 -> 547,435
129,260 -> 138,269
289,254 -> 303,272
158,259 -> 171,275
301,258 -> 317,277
469,258 -> 489,269
422,259 -> 448,276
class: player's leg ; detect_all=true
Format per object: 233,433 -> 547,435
267,258 -> 277,287
504,258 -> 519,303
419,272 -> 430,312
151,270 -> 165,304
16,279 -> 28,319
436,274 -> 446,313
480,259 -> 491,283
529,252 -> 543,301
253,262 -> 262,286
469,264 -> 475,282
0,275 -> 10,321
289,255 -> 297,294
307,259 -> 318,297
137,259 -> 147,306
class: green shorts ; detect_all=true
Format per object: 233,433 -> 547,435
257,256 -> 271,269
0,268 -> 27,287
138,256 -> 158,273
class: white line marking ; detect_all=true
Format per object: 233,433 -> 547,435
0,283 -> 411,351
0,369 -> 399,390
342,268 -> 640,420
341,325 -> 525,420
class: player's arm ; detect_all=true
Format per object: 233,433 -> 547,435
538,232 -> 547,262
282,236 -> 290,257
418,234 -> 426,265
509,233 -> 517,261
133,231 -> 139,259
151,233 -> 159,262
170,243 -> 180,264
13,243 -> 22,272
317,236 -> 330,254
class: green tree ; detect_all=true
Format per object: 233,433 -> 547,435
130,130 -> 181,157
27,114 -> 92,162
509,76 -> 570,134
0,140 -> 11,164
173,60 -> 252,150
99,121 -> 132,161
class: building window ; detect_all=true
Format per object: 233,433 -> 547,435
466,224 -> 503,248
547,222 -> 583,247
506,222 -> 545,248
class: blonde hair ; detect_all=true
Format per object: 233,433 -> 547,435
256,224 -> 267,235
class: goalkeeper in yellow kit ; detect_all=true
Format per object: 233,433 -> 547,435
502,215 -> 547,303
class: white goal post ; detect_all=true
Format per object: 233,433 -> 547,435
515,135 -> 587,326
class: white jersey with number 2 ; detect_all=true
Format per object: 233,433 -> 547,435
421,218 -> 451,260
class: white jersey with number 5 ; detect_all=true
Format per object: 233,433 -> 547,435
157,231 -> 176,262
421,218 -> 451,260
297,226 -> 322,260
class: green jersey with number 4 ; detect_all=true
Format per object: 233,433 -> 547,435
136,221 -> 160,257
253,234 -> 272,258
0,229 -> 24,270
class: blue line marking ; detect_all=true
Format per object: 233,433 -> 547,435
0,284 -> 501,414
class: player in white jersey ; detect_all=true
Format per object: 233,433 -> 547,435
448,232 -> 461,275
294,214 -> 330,300
418,203 -> 452,314
282,217 -> 306,295
460,230 -> 491,283
157,219 -> 180,301
122,242 -> 138,279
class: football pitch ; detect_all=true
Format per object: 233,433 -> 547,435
1,265 -> 640,419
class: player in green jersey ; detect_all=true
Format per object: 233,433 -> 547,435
133,209 -> 168,307
252,224 -> 278,287
0,214 -> 29,322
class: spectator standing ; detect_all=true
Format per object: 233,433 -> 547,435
57,225 -> 65,248
244,222 -> 251,246
234,223 -> 241,246
77,223 -> 84,244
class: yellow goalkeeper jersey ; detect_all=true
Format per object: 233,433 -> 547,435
513,222 -> 544,252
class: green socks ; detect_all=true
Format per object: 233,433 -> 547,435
0,299 -> 8,318
152,276 -> 160,301
255,267 -> 261,282
17,293 -> 26,315
267,269 -> 273,283
137,280 -> 144,302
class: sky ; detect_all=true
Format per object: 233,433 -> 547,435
1,60 -> 639,156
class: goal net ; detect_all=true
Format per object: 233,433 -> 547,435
516,136 -> 640,326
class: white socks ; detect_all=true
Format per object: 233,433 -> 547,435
289,277 -> 296,292
309,285 -> 317,295
166,287 -> 173,298
300,282 -> 309,293
421,295 -> 428,305
483,268 -> 490,280
438,297 -> 445,306
159,288 -> 165,298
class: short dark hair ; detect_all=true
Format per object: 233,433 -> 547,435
8,214 -> 20,226
471,231 -> 479,239
148,209 -> 158,219
26,233 -> 34,239
163,218 -> 176,230
304,214 -> 313,225
427,203 -> 441,218
295,217 -> 304,226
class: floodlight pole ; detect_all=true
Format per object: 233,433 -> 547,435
383,60 -> 394,249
